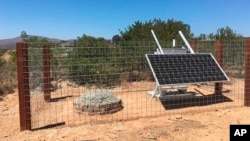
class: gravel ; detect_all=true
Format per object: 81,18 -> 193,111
74,89 -> 121,106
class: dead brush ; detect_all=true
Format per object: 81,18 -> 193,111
0,64 -> 17,95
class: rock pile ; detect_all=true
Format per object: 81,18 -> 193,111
73,89 -> 123,115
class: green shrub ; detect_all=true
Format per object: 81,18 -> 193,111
63,41 -> 156,87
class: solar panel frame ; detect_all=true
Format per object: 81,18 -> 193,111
146,53 -> 230,86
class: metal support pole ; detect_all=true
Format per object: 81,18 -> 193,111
191,40 -> 197,53
151,30 -> 164,54
16,43 -> 31,131
173,39 -> 176,47
43,44 -> 51,101
214,40 -> 223,95
244,37 -> 250,106
178,31 -> 194,54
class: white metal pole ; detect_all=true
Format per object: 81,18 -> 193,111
178,31 -> 194,54
151,30 -> 164,54
173,39 -> 176,47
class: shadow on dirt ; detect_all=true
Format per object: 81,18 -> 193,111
31,122 -> 65,131
160,94 -> 233,110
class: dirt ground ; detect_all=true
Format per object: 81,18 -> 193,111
0,79 -> 249,141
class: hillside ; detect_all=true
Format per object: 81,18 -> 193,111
0,35 -> 63,49
0,37 -> 22,49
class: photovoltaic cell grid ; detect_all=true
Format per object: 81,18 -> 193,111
146,54 -> 229,85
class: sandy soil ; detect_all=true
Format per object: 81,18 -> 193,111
1,50 -> 11,62
0,79 -> 249,141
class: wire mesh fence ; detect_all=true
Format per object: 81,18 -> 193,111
17,39 -> 247,130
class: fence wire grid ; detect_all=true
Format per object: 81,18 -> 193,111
17,40 -> 247,130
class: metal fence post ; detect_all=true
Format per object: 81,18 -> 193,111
191,40 -> 197,53
43,44 -> 51,101
244,37 -> 250,106
16,43 -> 31,131
215,40 -> 223,95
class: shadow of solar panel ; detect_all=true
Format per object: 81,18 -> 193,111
146,54 -> 229,85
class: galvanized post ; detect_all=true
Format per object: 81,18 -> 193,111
244,37 -> 250,106
16,43 -> 31,131
43,44 -> 51,101
215,40 -> 223,95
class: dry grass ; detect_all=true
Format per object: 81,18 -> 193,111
0,81 -> 16,95
0,51 -> 17,96
0,64 -> 17,95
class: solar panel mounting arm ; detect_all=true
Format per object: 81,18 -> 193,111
178,31 -> 195,54
151,30 -> 164,54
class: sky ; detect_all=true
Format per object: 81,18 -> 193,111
0,0 -> 250,40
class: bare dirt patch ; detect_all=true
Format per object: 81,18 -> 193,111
0,79 -> 248,141
1,50 -> 11,62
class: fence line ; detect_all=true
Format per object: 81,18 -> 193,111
16,43 -> 31,130
16,39 -> 248,131
244,37 -> 250,106
215,40 -> 224,95
43,44 -> 51,101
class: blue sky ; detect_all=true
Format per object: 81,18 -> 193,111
0,0 -> 249,40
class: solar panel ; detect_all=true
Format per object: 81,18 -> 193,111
146,53 -> 229,85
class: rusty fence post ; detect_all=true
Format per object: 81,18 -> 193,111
16,43 -> 31,131
191,40 -> 197,53
214,40 -> 223,95
244,37 -> 250,106
43,44 -> 51,101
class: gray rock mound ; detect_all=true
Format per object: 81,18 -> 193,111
74,89 -> 121,105
73,89 -> 123,115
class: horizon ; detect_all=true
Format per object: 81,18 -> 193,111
1,0 -> 250,40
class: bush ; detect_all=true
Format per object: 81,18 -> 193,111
67,45 -> 120,86
0,62 -> 17,95
0,48 -> 7,56
0,50 -> 17,95
63,41 -> 156,87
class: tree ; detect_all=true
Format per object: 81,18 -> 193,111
120,20 -> 149,41
119,18 -> 193,43
197,33 -> 216,41
67,34 -> 119,85
112,34 -> 121,46
164,19 -> 193,42
197,33 -> 207,40
197,26 -> 243,40
215,26 -> 243,40
20,31 -> 28,41
208,33 -> 215,40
